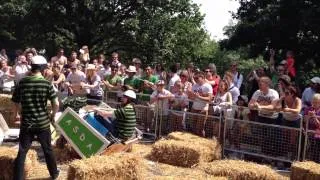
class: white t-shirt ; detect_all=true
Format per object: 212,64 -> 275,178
169,73 -> 180,91
150,89 -> 173,115
15,64 -> 30,83
192,83 -> 213,111
228,83 -> 240,104
251,88 -> 279,119
66,70 -> 87,95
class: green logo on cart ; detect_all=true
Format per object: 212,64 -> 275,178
56,108 -> 109,158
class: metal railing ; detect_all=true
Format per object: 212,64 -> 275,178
223,115 -> 303,163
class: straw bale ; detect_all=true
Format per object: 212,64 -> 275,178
291,161 -> 320,180
167,131 -> 221,159
53,144 -> 80,164
67,153 -> 143,180
0,94 -> 14,109
0,146 -> 38,180
148,138 -> 217,168
140,161 -> 227,180
198,160 -> 286,180
129,143 -> 153,158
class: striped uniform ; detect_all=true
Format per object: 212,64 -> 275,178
114,104 -> 136,140
11,75 -> 57,130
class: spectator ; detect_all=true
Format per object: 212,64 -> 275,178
304,93 -> 320,130
154,63 -> 167,81
0,49 -> 9,61
82,64 -> 103,104
234,95 -> 250,121
14,55 -> 30,84
68,51 -> 81,66
179,70 -> 193,92
224,71 -> 240,104
168,64 -> 180,92
186,62 -> 195,82
50,48 -> 67,69
111,52 -> 121,68
123,65 -> 140,92
141,66 -> 158,97
97,54 -> 105,66
277,75 -> 291,97
65,64 -> 86,96
0,60 -> 15,92
247,67 -> 266,100
79,45 -> 90,66
208,63 -> 220,96
212,79 -> 232,116
24,48 -> 36,65
286,51 -> 296,80
276,86 -> 302,128
304,93 -> 320,163
150,80 -> 174,135
271,64 -> 286,88
52,66 -> 66,92
118,64 -> 127,81
204,68 -> 217,95
188,71 -> 213,136
132,58 -> 143,78
230,61 -> 243,90
169,81 -> 188,131
249,76 -> 279,123
103,65 -> 122,91
302,77 -> 320,110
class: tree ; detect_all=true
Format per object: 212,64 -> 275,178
0,0 -> 218,66
220,0 -> 320,68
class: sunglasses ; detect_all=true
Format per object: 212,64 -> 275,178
205,70 -> 211,72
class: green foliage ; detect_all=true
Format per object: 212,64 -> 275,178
0,0 -> 219,67
221,0 -> 320,68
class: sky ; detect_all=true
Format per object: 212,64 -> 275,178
192,0 -> 240,40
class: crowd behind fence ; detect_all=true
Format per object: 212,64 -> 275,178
0,89 -> 319,164
102,90 -> 320,164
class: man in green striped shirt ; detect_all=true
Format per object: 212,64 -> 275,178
12,55 -> 60,180
97,89 -> 137,142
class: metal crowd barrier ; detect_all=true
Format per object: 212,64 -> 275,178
303,117 -> 320,163
223,116 -> 303,163
166,109 -> 222,139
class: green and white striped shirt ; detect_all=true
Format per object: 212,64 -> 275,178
114,104 -> 136,140
12,75 -> 57,130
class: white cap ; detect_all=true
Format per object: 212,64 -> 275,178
123,90 -> 136,99
87,64 -> 96,70
126,65 -> 137,73
31,55 -> 47,65
311,77 -> 320,84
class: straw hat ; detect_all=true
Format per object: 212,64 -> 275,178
87,64 -> 96,70
126,65 -> 137,73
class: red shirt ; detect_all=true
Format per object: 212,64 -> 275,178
286,57 -> 296,77
208,75 -> 220,96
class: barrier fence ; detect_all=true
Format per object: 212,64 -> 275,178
102,90 -> 320,164
223,117 -> 303,163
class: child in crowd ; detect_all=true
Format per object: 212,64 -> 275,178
170,81 -> 188,131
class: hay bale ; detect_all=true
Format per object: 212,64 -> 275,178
291,161 -> 320,180
53,144 -> 80,164
0,146 -> 38,180
198,160 -> 286,180
140,161 -> 227,180
67,153 -> 143,180
129,143 -> 153,158
167,131 -> 221,160
148,138 -> 218,168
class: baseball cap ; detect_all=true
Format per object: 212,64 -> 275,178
311,77 -> 320,84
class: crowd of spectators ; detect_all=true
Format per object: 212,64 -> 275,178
0,47 -> 320,138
